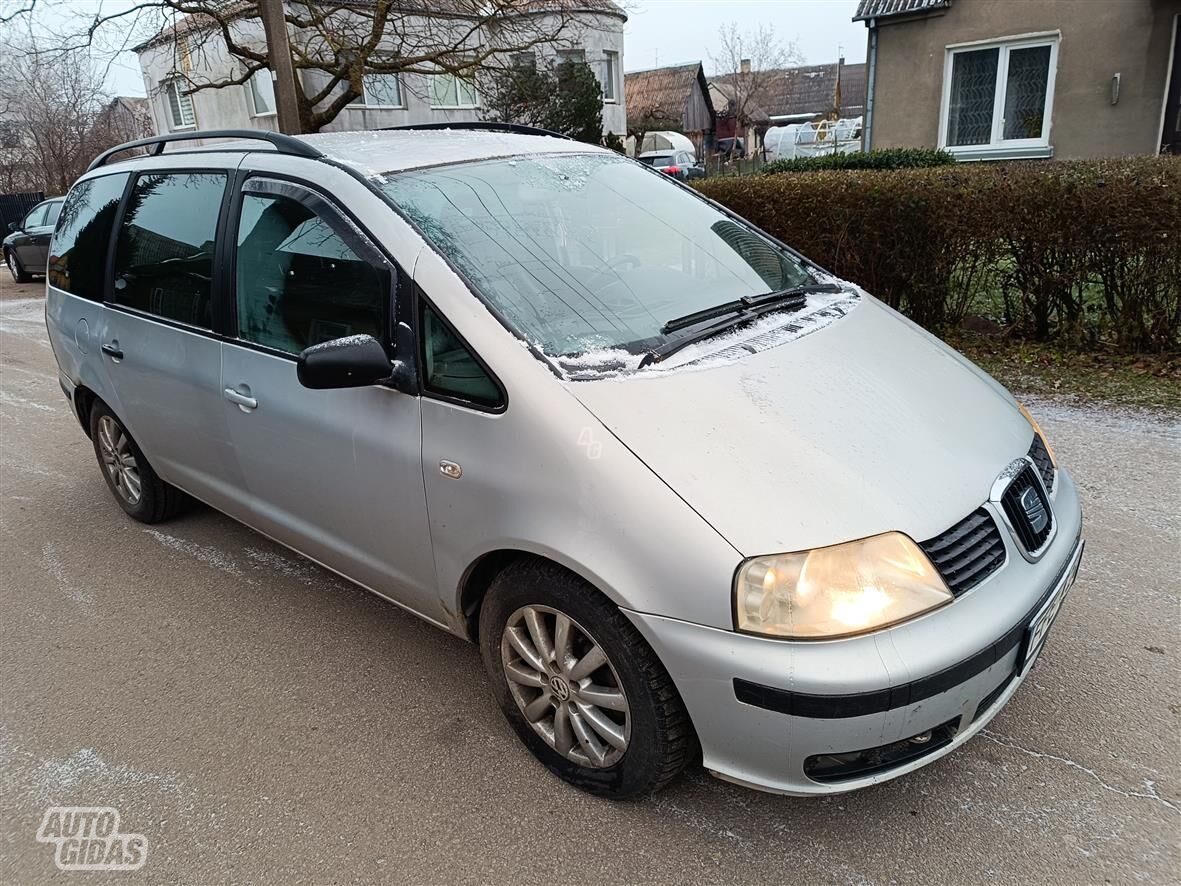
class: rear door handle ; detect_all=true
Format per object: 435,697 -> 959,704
223,387 -> 258,412
100,342 -> 123,361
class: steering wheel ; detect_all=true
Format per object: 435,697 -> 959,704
608,254 -> 642,272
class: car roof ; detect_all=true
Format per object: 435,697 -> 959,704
297,129 -> 609,178
83,129 -> 613,185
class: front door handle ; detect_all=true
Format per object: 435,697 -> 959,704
100,342 -> 123,361
223,387 -> 258,412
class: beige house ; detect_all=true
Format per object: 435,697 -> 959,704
855,0 -> 1181,159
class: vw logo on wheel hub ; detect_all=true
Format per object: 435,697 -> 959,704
549,675 -> 570,701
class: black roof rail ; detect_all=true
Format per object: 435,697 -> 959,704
380,121 -> 572,141
87,129 -> 323,172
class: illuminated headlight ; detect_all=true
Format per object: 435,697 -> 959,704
735,532 -> 953,639
1017,401 -> 1056,468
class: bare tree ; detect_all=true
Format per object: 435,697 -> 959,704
709,21 -> 801,158
40,0 -> 622,133
0,30 -> 122,194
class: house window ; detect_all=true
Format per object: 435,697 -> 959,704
164,79 -> 195,129
601,50 -> 619,102
556,48 -> 586,68
511,51 -> 536,70
350,73 -> 403,108
431,72 -> 478,108
941,36 -> 1058,158
249,68 -> 277,117
362,73 -> 403,107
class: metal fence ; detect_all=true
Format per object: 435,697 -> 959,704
0,191 -> 46,231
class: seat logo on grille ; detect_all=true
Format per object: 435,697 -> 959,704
1020,486 -> 1050,534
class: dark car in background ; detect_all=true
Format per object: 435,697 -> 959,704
5,197 -> 64,283
636,150 -> 705,181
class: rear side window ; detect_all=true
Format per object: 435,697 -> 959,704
234,190 -> 384,354
48,173 -> 129,301
112,172 -> 226,329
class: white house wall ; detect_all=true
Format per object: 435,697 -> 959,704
137,9 -> 625,137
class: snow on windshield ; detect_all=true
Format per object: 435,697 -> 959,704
555,276 -> 863,380
380,152 -> 814,361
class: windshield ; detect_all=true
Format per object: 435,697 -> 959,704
380,152 -> 812,357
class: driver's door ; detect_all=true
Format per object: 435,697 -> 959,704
220,176 -> 440,618
11,202 -> 48,268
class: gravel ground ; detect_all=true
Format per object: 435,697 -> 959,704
1,290 -> 1178,885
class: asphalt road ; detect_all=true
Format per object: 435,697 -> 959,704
1,283 -> 1178,885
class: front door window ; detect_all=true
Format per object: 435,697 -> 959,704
234,186 -> 385,354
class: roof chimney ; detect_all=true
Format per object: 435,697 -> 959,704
740,58 -> 751,74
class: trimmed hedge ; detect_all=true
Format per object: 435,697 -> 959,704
761,148 -> 956,175
696,157 -> 1181,354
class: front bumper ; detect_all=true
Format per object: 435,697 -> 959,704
625,469 -> 1084,796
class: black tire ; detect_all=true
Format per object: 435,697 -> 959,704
89,400 -> 190,523
479,559 -> 698,799
6,249 -> 32,284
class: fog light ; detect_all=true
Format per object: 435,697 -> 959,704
804,719 -> 959,783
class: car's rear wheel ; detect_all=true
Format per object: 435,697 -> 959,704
6,250 -> 31,284
479,559 -> 697,799
89,402 -> 189,523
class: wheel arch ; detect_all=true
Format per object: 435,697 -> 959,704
458,548 -> 621,644
72,384 -> 100,439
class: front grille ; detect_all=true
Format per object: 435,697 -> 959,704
920,508 -> 1006,595
1027,435 -> 1055,492
1000,466 -> 1054,554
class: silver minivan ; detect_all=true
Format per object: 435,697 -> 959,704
45,127 -> 1083,799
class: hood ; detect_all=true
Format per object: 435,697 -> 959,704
568,297 -> 1032,556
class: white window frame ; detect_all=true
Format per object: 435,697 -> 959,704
355,73 -> 404,109
938,32 -> 1060,161
602,50 -> 619,103
164,79 -> 196,130
430,72 -> 479,110
248,68 -> 277,118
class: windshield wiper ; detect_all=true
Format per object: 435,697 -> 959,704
660,283 -> 843,334
641,283 -> 844,368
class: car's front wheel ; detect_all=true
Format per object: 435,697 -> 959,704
6,250 -> 32,284
479,559 -> 697,799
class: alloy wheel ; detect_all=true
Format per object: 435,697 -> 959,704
96,415 -> 142,505
500,604 -> 631,768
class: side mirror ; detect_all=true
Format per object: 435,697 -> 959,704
7,222 -> 16,233
296,334 -> 392,390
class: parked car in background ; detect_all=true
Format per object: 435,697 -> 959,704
46,126 -> 1082,801
636,150 -> 705,181
5,197 -> 64,283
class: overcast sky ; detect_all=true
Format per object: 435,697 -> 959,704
36,0 -> 867,97
626,0 -> 867,74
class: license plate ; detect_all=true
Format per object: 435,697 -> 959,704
1024,548 -> 1082,668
